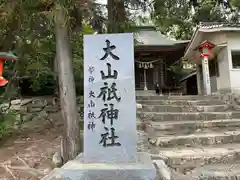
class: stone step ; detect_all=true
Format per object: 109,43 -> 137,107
137,99 -> 224,106
137,119 -> 240,138
146,122 -> 240,139
150,143 -> 240,173
136,95 -> 219,101
137,111 -> 240,121
136,91 -> 182,97
149,129 -> 240,148
150,126 -> 240,137
141,104 -> 229,112
149,119 -> 240,131
190,163 -> 240,180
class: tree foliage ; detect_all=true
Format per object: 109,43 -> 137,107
0,0 -> 99,96
152,0 -> 240,39
0,0 -> 152,97
1,0 -> 239,96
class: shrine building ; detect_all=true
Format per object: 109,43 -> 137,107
133,26 -> 190,92
184,22 -> 240,95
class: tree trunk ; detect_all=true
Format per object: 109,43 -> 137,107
107,0 -> 114,33
53,56 -> 58,80
55,4 -> 80,162
107,0 -> 126,33
53,7 -> 82,96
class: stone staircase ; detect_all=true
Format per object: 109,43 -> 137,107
136,94 -> 240,179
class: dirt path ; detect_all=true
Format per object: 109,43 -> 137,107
0,113 -> 64,180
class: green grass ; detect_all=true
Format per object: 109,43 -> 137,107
0,111 -> 17,140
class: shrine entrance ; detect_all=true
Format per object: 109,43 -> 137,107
135,60 -> 162,90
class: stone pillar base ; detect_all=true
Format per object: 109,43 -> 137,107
42,152 -> 157,180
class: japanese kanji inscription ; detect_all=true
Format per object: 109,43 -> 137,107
83,33 -> 137,163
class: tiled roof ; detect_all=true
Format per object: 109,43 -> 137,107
199,22 -> 240,29
184,21 -> 240,58
134,26 -> 190,46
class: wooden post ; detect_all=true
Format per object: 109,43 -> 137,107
55,4 -> 80,161
159,60 -> 165,95
196,65 -> 202,95
143,68 -> 147,90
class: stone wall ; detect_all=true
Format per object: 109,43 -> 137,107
0,97 -> 149,153
0,97 -> 84,128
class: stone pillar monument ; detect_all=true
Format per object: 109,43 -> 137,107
42,33 -> 156,180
